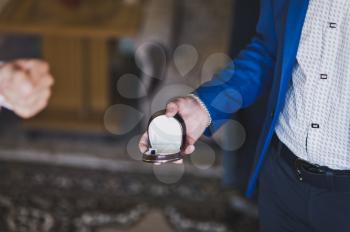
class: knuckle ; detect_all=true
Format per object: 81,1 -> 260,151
166,101 -> 177,109
19,110 -> 33,119
13,70 -> 25,79
47,75 -> 54,85
176,99 -> 184,106
176,97 -> 185,103
39,75 -> 53,86
40,61 -> 50,72
177,99 -> 187,110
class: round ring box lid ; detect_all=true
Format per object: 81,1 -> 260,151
142,110 -> 186,164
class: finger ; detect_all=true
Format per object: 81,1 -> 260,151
32,74 -> 54,90
139,132 -> 149,153
20,97 -> 49,119
0,63 -> 15,87
12,89 -> 50,118
31,89 -> 51,110
15,60 -> 50,84
2,71 -> 33,101
14,86 -> 49,107
166,101 -> 179,117
16,87 -> 50,108
14,59 -> 49,74
12,70 -> 33,95
186,135 -> 196,146
7,73 -> 52,102
31,94 -> 50,115
184,145 -> 195,155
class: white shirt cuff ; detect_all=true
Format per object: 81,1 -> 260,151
0,95 -> 12,110
188,93 -> 212,128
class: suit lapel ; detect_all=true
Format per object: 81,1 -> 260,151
277,0 -> 310,107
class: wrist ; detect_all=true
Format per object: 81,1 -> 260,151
188,93 -> 212,128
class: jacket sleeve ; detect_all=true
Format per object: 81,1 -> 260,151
193,0 -> 278,136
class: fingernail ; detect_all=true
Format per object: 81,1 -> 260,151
186,145 -> 195,154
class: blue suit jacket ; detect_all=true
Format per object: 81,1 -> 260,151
194,0 -> 310,197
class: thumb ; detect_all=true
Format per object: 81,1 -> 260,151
184,145 -> 195,155
166,102 -> 179,117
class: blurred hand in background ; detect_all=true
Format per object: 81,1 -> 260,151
139,96 -> 210,156
0,59 -> 54,118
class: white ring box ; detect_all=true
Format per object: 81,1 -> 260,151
142,110 -> 186,164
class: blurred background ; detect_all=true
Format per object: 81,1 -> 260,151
0,0 -> 265,231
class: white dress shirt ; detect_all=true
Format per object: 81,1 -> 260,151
275,0 -> 350,170
0,95 -> 12,110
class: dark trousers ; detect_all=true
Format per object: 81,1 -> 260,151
258,140 -> 350,232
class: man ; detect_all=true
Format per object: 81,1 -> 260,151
0,59 -> 53,118
140,0 -> 350,231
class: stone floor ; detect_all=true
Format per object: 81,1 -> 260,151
0,159 -> 258,232
98,210 -> 174,232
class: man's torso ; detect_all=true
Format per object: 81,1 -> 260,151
275,0 -> 350,170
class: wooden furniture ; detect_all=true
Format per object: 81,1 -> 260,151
0,0 -> 143,132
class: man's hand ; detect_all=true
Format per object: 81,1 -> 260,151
139,96 -> 210,156
0,59 -> 54,118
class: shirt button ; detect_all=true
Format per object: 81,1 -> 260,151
329,22 -> 337,29
311,123 -> 320,129
320,74 -> 328,79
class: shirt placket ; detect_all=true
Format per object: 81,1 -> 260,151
306,0 -> 340,164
